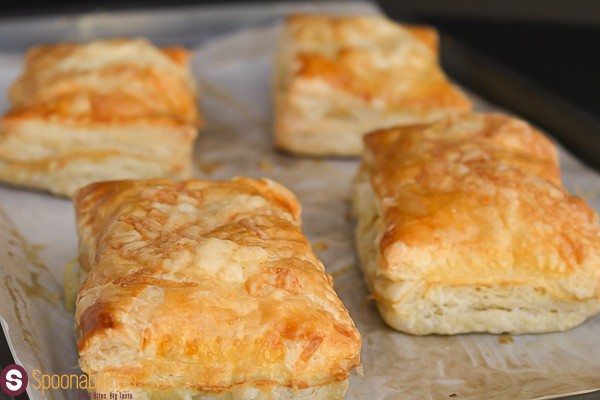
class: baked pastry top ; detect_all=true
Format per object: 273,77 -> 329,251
0,39 -> 200,197
354,113 -> 600,334
284,14 -> 466,110
6,38 -> 199,126
274,14 -> 471,156
74,178 -> 361,398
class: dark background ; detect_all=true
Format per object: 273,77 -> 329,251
1,0 -> 599,119
1,0 -> 598,168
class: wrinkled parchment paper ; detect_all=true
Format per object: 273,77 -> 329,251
1,13 -> 600,400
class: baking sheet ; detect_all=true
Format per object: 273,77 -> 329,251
1,5 -> 600,400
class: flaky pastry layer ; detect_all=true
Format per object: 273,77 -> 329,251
274,14 -> 471,156
74,178 -> 361,397
353,113 -> 600,334
0,39 -> 200,197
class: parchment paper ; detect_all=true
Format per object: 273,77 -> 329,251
1,16 -> 599,400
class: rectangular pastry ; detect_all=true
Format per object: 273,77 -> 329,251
273,14 -> 471,156
0,39 -> 201,197
353,113 -> 600,335
74,178 -> 361,399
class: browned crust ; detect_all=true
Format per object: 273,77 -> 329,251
74,178 -> 361,392
360,113 -> 599,298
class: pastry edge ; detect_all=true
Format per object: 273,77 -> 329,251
273,79 -> 466,157
0,120 -> 196,197
88,379 -> 349,400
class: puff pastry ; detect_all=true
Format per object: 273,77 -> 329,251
274,14 -> 471,156
353,113 -> 600,335
74,178 -> 361,399
0,39 -> 201,197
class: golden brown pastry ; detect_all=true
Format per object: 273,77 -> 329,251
74,178 -> 361,399
0,39 -> 201,197
353,113 -> 600,334
273,14 -> 471,156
